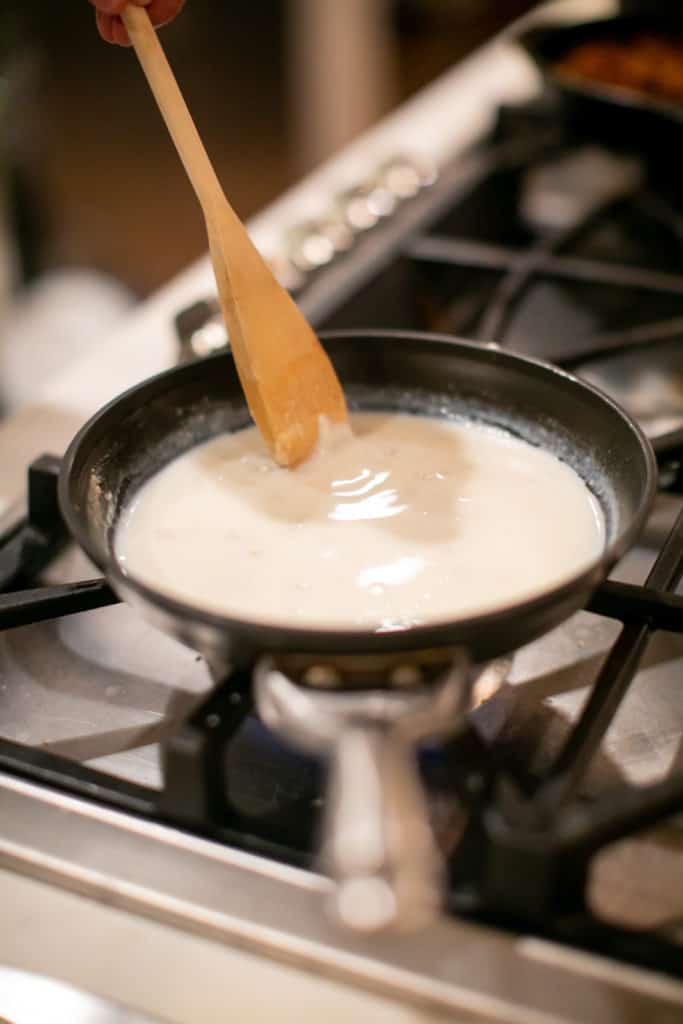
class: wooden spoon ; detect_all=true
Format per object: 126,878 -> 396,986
121,5 -> 347,467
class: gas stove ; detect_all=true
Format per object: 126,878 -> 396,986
1,2 -> 682,1021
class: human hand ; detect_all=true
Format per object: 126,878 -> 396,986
89,0 -> 185,46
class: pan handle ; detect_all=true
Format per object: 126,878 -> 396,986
254,654 -> 473,933
322,721 -> 442,933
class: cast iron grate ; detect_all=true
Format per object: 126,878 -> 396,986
319,99 -> 683,480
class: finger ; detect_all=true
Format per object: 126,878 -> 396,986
96,11 -> 133,46
89,0 -> 129,14
93,1 -> 152,47
94,0 -> 181,25
95,1 -> 183,46
95,11 -> 119,43
110,16 -> 132,46
145,0 -> 185,30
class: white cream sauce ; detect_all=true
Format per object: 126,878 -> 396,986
115,413 -> 605,631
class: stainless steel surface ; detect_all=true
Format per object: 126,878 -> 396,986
0,495 -> 24,539
0,867 -> 451,1024
581,340 -> 683,440
1,544 -> 212,786
0,967 -> 165,1024
1,773 -> 682,1024
254,655 -> 471,933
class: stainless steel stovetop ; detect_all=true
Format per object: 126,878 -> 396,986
1,504 -> 681,1022
1,2 -> 682,1021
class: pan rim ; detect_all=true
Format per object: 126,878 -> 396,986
58,329 -> 658,656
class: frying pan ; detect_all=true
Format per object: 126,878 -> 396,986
518,12 -> 683,147
59,329 -> 656,931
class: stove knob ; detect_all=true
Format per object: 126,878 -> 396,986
287,218 -> 354,273
175,299 -> 227,362
189,317 -> 229,359
378,155 -> 437,199
175,249 -> 305,362
338,183 -> 396,231
266,253 -> 307,292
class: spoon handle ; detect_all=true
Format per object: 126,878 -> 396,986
121,5 -> 224,213
120,3 -> 347,468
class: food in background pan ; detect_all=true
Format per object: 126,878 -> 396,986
554,32 -> 683,105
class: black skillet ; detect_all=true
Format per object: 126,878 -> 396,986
517,11 -> 683,148
58,329 -> 656,931
59,329 -> 655,664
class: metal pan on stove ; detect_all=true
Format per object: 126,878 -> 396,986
58,329 -> 656,932
518,10 -> 683,147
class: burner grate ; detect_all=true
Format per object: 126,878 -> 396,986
0,455 -> 68,592
0,457 -> 116,630
439,510 -> 683,975
319,106 -> 683,465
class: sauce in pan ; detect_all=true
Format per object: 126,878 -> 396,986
115,413 -> 605,631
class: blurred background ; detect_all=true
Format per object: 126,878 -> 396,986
0,1 -> 536,408
2,1 -> 537,295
